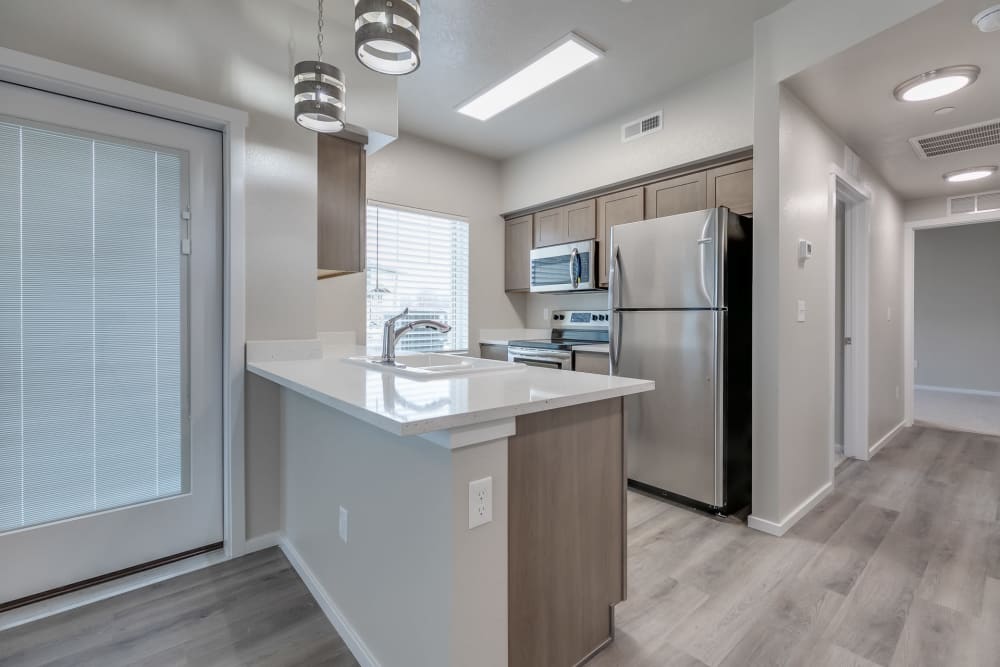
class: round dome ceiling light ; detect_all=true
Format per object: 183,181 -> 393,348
973,4 -> 1000,32
943,166 -> 998,183
893,65 -> 980,102
294,0 -> 346,133
355,0 -> 421,75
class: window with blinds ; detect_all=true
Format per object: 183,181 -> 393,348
0,119 -> 186,533
365,202 -> 469,355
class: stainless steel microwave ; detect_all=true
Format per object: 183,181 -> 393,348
529,240 -> 597,293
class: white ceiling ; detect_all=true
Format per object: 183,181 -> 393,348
786,0 -> 1000,201
387,0 -> 791,159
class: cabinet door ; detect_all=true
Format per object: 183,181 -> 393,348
317,134 -> 366,277
706,159 -> 753,215
574,351 -> 609,375
563,199 -> 596,243
505,215 -> 532,292
644,172 -> 707,219
480,344 -> 509,361
596,187 -> 644,287
533,207 -> 565,248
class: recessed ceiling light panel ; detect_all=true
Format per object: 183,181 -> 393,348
893,65 -> 980,102
457,33 -> 603,121
943,166 -> 998,183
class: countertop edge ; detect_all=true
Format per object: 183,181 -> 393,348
247,361 -> 653,441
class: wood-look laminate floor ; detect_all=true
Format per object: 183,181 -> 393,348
0,548 -> 359,667
3,425 -> 998,667
592,425 -> 1000,667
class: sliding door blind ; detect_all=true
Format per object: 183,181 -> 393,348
365,202 -> 469,355
0,120 -> 186,532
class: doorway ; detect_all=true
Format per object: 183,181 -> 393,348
905,216 -> 1000,436
0,81 -> 224,607
829,168 -> 870,467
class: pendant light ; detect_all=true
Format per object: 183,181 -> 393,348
294,0 -> 346,133
354,0 -> 421,75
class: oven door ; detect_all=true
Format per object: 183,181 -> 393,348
529,240 -> 596,293
507,347 -> 573,370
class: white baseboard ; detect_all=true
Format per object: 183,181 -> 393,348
916,384 -> 1000,398
243,531 -> 281,554
869,420 -> 905,458
278,537 -> 379,667
748,481 -> 834,537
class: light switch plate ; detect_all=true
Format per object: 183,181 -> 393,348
468,477 -> 493,529
338,506 -> 348,543
797,300 -> 807,323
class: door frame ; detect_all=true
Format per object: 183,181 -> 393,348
0,47 -> 249,559
903,209 -> 1000,426
828,166 -> 871,466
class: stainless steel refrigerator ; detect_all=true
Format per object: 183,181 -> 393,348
609,207 -> 752,513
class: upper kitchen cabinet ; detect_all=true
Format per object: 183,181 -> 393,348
644,171 -> 707,219
532,199 -> 596,248
505,214 -> 533,292
596,187 -> 644,286
317,134 -> 367,279
706,159 -> 753,215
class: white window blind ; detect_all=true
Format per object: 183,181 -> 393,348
0,120 -> 186,533
366,202 -> 469,355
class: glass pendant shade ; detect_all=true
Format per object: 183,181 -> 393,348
355,0 -> 421,75
294,61 -> 346,132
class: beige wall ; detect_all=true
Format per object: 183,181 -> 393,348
499,60 -> 754,213
914,221 -> 1000,393
318,134 -> 527,350
904,196 -> 949,222
751,0 -> 936,530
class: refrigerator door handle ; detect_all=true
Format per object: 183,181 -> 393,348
608,246 -> 623,372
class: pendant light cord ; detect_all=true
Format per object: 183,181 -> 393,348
317,0 -> 325,61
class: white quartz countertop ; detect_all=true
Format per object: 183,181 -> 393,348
573,344 -> 610,354
478,328 -> 550,346
247,345 -> 653,438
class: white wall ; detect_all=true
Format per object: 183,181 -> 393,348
0,0 -> 399,545
500,60 -> 754,213
281,390 -> 507,667
905,196 -> 949,222
751,0 -> 936,531
318,134 -> 527,349
0,0 -> 397,342
914,221 -> 1000,393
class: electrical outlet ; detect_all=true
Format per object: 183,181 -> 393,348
468,477 -> 493,529
339,506 -> 349,543
543,308 -> 551,322
887,307 -> 892,322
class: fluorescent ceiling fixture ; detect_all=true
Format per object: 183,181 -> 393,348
457,33 -> 603,121
893,65 -> 980,102
943,166 -> 998,183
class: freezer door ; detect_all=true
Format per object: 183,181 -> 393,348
610,208 -> 724,309
614,309 -> 723,507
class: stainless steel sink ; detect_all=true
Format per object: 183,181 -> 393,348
345,353 -> 524,379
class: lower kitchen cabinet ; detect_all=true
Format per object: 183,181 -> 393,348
575,351 -> 610,375
480,343 -> 509,361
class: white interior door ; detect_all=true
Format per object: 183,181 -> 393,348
0,82 -> 223,605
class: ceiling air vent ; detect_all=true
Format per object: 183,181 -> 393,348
622,111 -> 662,143
910,118 -> 1000,159
948,189 -> 1000,215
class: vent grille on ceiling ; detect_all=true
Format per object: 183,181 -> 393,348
910,118 -> 1000,159
622,111 -> 662,143
948,189 -> 1000,215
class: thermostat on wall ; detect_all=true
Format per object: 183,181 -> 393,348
798,239 -> 813,262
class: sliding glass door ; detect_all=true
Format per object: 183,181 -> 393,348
0,82 -> 223,606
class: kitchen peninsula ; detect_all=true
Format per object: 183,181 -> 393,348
247,344 -> 654,667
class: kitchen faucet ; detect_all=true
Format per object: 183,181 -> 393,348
380,308 -> 452,364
